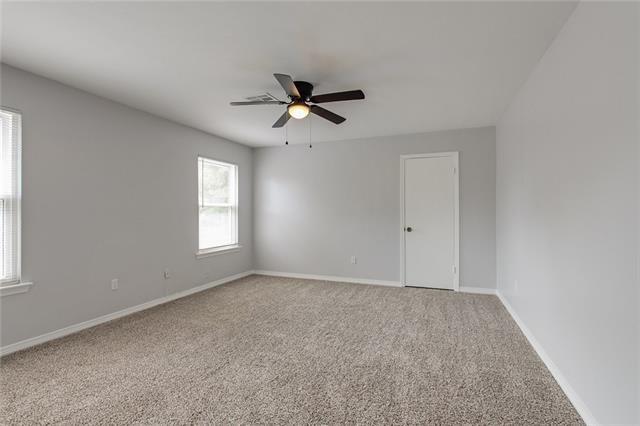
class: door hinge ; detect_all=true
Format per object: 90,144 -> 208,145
453,265 -> 457,274
453,167 -> 457,174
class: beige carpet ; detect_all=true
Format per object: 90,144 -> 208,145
1,275 -> 582,424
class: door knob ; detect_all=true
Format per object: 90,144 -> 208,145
406,227 -> 413,232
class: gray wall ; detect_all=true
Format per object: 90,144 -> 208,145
0,65 -> 253,346
496,3 -> 639,424
253,127 -> 496,288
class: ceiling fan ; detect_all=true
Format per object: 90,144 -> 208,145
230,73 -> 365,128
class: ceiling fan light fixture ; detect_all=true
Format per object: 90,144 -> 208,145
231,74 -> 363,128
288,102 -> 310,119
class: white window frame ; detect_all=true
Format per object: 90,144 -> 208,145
0,108 -> 32,297
196,156 -> 240,258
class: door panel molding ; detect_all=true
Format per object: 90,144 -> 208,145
400,152 -> 459,291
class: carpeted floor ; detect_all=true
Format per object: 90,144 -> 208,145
1,275 -> 582,424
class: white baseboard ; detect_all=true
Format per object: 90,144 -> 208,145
459,286 -> 496,295
254,270 -> 402,287
496,291 -> 598,426
0,270 -> 255,357
255,271 -> 499,294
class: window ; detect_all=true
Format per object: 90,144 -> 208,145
1,109 -> 21,285
197,157 -> 239,255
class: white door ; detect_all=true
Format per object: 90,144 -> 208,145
402,154 -> 458,290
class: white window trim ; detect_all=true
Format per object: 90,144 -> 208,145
195,244 -> 242,259
0,281 -> 33,297
196,156 -> 239,257
0,107 -> 31,297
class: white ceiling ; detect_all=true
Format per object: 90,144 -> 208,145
1,2 -> 576,147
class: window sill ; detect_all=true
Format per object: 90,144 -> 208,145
1,281 -> 34,297
196,245 -> 242,259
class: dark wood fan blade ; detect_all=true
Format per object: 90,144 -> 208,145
274,73 -> 301,99
230,101 -> 285,106
272,111 -> 291,128
310,90 -> 364,104
310,105 -> 346,124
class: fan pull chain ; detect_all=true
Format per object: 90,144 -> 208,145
284,124 -> 288,145
309,115 -> 313,149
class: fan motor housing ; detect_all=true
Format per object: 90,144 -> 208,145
293,81 -> 314,101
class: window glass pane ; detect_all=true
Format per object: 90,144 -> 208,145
0,116 -> 4,281
199,206 -> 233,249
0,109 -> 20,285
197,156 -> 238,251
1,198 -> 5,280
201,161 -> 229,206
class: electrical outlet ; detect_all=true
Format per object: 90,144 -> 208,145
111,278 -> 119,291
350,256 -> 357,265
164,269 -> 171,279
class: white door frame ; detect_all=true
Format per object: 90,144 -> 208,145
400,152 -> 459,291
